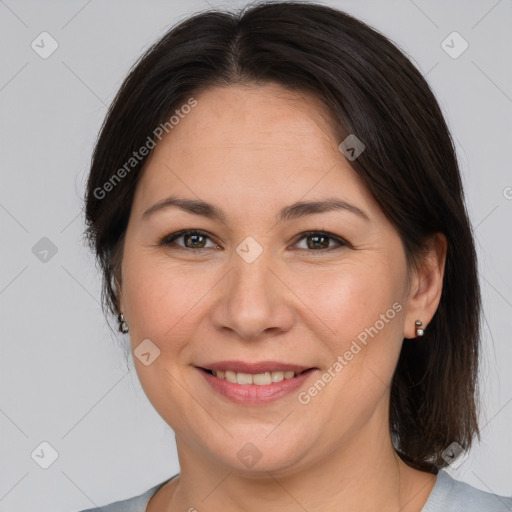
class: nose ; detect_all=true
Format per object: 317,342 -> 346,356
210,247 -> 294,341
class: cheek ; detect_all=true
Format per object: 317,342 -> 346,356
292,260 -> 404,346
121,252 -> 214,431
293,267 -> 405,425
122,250 -> 220,365
294,260 -> 405,400
123,247 -> 201,327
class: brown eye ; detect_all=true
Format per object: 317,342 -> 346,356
160,230 -> 217,250
182,232 -> 208,249
294,231 -> 348,252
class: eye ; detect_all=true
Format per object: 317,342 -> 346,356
292,231 -> 349,252
158,229 -> 219,251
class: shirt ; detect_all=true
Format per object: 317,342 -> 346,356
78,469 -> 512,511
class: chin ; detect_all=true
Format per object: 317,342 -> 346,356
203,432 -> 315,477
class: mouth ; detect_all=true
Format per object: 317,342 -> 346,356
195,362 -> 318,404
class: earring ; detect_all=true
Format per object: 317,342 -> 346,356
118,313 -> 129,333
415,319 -> 424,337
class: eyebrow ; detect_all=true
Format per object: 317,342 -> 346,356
142,195 -> 370,223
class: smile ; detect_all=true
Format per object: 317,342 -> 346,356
196,364 -> 318,404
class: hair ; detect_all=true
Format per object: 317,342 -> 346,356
83,0 -> 481,474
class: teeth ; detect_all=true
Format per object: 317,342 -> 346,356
225,370 -> 237,383
211,369 -> 299,385
237,372 -> 253,385
271,371 -> 284,382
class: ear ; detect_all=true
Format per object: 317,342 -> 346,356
403,232 -> 447,339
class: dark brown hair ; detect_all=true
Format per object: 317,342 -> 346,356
83,0 -> 481,473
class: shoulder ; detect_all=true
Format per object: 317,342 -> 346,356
422,470 -> 512,512
77,474 -> 178,512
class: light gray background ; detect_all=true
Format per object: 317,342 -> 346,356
0,0 -> 511,510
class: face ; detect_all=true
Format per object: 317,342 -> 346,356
118,83 -> 416,476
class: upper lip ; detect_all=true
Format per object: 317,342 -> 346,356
197,360 -> 315,374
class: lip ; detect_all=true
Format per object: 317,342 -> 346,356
195,361 -> 318,404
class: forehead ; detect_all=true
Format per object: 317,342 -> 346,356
132,83 -> 377,220
184,82 -> 337,139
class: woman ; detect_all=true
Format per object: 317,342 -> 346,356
80,1 -> 512,511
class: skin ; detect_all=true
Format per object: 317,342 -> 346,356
117,83 -> 447,511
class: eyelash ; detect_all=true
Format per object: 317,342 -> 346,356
157,229 -> 350,253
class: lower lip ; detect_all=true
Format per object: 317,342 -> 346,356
197,368 -> 318,404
